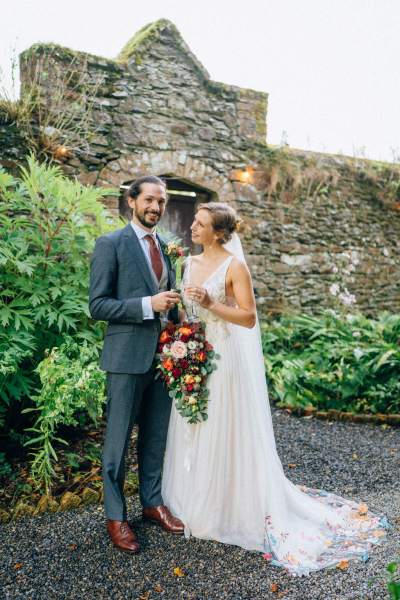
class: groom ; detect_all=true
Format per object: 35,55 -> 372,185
89,175 -> 184,554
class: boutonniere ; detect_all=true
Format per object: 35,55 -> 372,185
165,241 -> 185,261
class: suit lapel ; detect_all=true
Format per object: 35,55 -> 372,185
123,224 -> 158,295
157,233 -> 174,289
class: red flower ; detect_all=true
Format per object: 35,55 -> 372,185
172,368 -> 182,378
186,384 -> 194,392
180,335 -> 189,343
180,359 -> 189,369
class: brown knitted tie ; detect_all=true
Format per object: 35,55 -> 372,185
145,234 -> 163,282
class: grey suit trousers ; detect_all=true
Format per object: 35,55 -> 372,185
103,368 -> 172,521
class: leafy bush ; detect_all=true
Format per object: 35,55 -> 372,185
23,338 -> 106,492
0,156 -> 115,486
262,311 -> 400,414
387,561 -> 400,599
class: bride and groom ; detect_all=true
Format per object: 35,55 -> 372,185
89,175 -> 387,576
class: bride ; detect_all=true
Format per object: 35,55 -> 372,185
161,202 -> 388,576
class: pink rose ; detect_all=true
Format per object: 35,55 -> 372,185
170,340 -> 187,360
263,553 -> 273,561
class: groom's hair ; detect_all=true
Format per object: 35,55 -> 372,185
127,175 -> 168,200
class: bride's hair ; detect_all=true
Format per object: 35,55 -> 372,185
197,202 -> 242,244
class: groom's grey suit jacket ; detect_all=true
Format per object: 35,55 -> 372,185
89,224 -> 178,374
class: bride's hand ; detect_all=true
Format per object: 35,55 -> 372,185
185,286 -> 213,309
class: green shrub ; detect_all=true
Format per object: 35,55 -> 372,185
0,156 -> 116,486
387,561 -> 400,599
23,338 -> 106,492
262,311 -> 400,414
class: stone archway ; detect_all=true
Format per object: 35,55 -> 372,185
119,176 -> 213,250
98,149 -> 235,199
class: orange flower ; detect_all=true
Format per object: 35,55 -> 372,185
179,326 -> 192,336
163,358 -> 174,371
197,351 -> 207,362
159,330 -> 171,344
184,375 -> 195,385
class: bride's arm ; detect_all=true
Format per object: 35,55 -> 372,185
186,259 -> 257,328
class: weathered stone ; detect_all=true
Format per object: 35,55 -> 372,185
0,508 -> 11,523
13,502 -> 35,519
80,487 -> 99,505
1,19 -> 399,318
59,492 -> 82,511
34,495 -> 52,514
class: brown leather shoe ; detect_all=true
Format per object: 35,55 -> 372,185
106,519 -> 140,553
142,505 -> 184,535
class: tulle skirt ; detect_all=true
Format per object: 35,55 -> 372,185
162,324 -> 389,576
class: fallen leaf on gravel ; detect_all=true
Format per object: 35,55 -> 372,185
14,563 -> 23,570
139,593 -> 150,600
154,584 -> 163,593
68,543 -> 78,551
372,530 -> 386,538
287,463 -> 297,468
277,592 -> 288,598
358,503 -> 368,515
173,567 -> 185,577
337,560 -> 349,570
352,453 -> 358,460
270,582 -> 279,592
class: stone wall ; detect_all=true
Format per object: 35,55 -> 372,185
236,150 -> 400,314
1,19 -> 399,317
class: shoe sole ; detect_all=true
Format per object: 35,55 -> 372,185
112,543 -> 141,554
142,516 -> 184,535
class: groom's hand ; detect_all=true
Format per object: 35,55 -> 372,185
151,291 -> 181,312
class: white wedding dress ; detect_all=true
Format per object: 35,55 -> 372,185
162,239 -> 388,577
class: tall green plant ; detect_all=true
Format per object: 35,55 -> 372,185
0,156 -> 115,439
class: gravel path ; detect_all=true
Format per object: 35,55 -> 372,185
1,408 -> 399,600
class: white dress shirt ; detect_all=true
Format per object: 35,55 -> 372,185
130,221 -> 168,320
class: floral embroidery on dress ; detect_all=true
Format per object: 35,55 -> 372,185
263,485 -> 389,576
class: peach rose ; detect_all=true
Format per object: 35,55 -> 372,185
170,341 -> 187,360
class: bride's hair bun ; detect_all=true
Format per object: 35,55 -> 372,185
197,202 -> 241,244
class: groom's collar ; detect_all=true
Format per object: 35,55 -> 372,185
130,220 -> 156,240
129,221 -> 167,249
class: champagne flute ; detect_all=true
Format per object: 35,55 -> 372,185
183,286 -> 200,323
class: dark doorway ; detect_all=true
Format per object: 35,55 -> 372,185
119,176 -> 213,252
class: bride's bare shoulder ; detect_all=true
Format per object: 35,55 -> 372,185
228,255 -> 249,272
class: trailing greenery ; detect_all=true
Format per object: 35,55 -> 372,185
262,311 -> 400,415
0,156 -> 116,489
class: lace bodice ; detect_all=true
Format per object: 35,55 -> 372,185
182,255 -> 234,345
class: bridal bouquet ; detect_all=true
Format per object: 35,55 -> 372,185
155,321 -> 220,424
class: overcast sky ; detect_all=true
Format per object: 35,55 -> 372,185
2,0 -> 399,162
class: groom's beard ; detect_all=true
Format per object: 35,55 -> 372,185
136,210 -> 162,229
